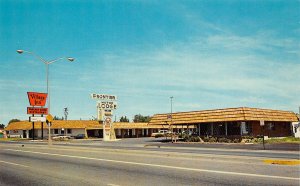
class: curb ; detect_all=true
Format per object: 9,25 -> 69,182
263,159 -> 300,165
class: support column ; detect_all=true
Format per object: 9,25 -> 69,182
198,124 -> 201,136
240,122 -> 243,136
41,122 -> 44,139
225,122 -> 228,136
211,123 -> 214,136
26,130 -> 29,138
84,128 -> 88,138
121,129 -> 124,138
32,122 -> 35,140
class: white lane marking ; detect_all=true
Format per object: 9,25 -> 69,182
107,184 -> 120,186
0,160 -> 29,168
4,149 -> 300,181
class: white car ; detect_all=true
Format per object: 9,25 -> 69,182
151,130 -> 170,137
52,135 -> 72,140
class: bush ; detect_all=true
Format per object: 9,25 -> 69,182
203,137 -> 209,142
232,138 -> 240,143
154,133 -> 164,138
218,137 -> 228,143
191,136 -> 201,142
208,137 -> 217,143
242,136 -> 254,140
253,138 -> 263,143
182,136 -> 202,142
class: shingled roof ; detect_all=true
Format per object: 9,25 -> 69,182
149,107 -> 298,125
4,120 -> 163,131
5,107 -> 298,130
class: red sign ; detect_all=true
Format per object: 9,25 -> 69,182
27,107 -> 48,115
27,92 -> 47,106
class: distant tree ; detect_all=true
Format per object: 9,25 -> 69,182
133,114 -> 151,123
53,116 -> 64,120
0,124 -> 5,128
8,119 -> 20,124
119,116 -> 129,122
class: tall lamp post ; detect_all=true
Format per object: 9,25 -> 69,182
170,96 -> 174,142
17,50 -> 74,145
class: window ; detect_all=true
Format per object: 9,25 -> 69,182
268,123 -> 275,131
67,129 -> 72,134
54,129 -> 59,134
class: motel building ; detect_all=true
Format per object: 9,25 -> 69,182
5,107 -> 299,139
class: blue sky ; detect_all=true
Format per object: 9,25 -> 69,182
0,0 -> 299,125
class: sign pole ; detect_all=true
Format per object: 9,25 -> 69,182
41,114 -> 44,140
46,114 -> 53,146
48,124 -> 52,145
32,114 -> 35,141
260,120 -> 265,150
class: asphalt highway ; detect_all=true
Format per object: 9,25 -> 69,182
0,143 -> 299,186
2,138 -> 299,160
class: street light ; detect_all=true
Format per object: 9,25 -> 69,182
170,96 -> 174,142
17,49 -> 74,145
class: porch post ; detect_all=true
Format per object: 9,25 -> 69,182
41,122 -> 44,139
225,122 -> 228,136
32,122 -> 35,140
240,122 -> 243,136
121,129 -> 124,138
211,123 -> 214,135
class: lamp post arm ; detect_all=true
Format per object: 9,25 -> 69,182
22,50 -> 48,64
47,57 -> 66,65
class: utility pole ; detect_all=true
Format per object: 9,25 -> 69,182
170,96 -> 174,142
64,107 -> 68,120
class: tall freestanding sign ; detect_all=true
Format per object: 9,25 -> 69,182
27,92 -> 48,140
91,93 -> 117,141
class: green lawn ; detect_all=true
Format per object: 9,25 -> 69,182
266,137 -> 300,144
0,137 -> 26,141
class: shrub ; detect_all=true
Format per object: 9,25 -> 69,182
253,138 -> 263,143
203,137 -> 209,142
218,137 -> 228,143
182,136 -> 202,142
232,138 -> 240,143
242,136 -> 254,140
208,137 -> 217,143
192,136 -> 201,142
155,133 -> 164,138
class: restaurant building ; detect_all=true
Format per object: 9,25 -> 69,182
5,107 -> 299,139
150,107 -> 299,138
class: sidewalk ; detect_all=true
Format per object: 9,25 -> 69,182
153,141 -> 300,151
1,138 -> 299,152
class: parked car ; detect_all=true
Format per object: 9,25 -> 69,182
74,134 -> 85,139
52,135 -> 72,140
151,130 -> 170,137
181,130 -> 198,136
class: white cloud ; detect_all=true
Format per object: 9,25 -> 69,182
79,31 -> 300,114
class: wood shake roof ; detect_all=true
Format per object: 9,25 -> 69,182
5,120 -> 163,131
149,107 -> 298,125
5,120 -> 100,131
5,107 -> 298,131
